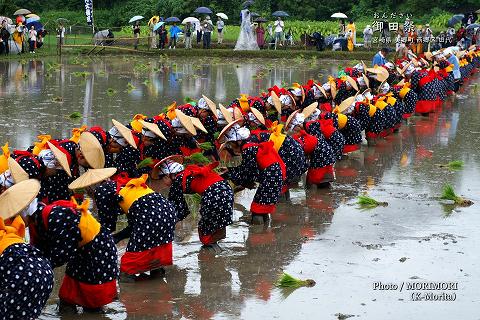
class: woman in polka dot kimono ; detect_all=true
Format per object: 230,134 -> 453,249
88,126 -> 115,168
156,157 -> 234,247
94,174 -> 177,280
286,112 -> 336,187
28,198 -> 118,311
108,125 -> 143,178
1,213 -> 54,319
321,108 -> 362,154
393,81 -> 418,119
220,121 -> 286,224
409,67 -> 439,115
374,82 -> 403,135
305,117 -> 345,161
141,116 -> 178,163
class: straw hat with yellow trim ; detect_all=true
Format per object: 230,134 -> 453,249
139,120 -> 167,141
174,109 -> 197,135
68,168 -> 117,190
362,74 -> 370,88
346,75 -> 359,91
270,91 -> 282,114
250,107 -> 265,125
313,83 -> 327,98
201,95 -> 218,115
190,117 -> 208,134
0,179 -> 41,219
46,141 -> 72,177
335,96 -> 356,114
112,119 -> 137,149
366,66 -> 389,82
7,157 -> 29,183
79,131 -> 105,169
217,119 -> 244,142
302,102 -> 318,119
219,104 -> 233,124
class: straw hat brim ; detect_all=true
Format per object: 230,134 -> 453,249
190,117 -> 208,134
68,168 -> 117,190
377,80 -> 388,94
285,110 -> 300,130
233,107 -> 244,122
270,91 -> 282,114
79,131 -> 105,169
331,81 -> 337,99
153,154 -> 184,169
346,76 -> 359,92
361,60 -> 367,72
0,179 -> 41,220
217,119 -> 243,142
469,44 -> 476,51
362,88 -> 371,96
219,104 -> 233,123
46,141 -> 72,177
362,74 -> 370,88
250,107 -> 265,125
336,96 -> 356,114
8,157 -> 29,183
202,95 -> 218,115
301,102 -> 318,119
313,83 -> 327,98
139,120 -> 167,141
112,119 -> 138,149
175,109 -> 197,135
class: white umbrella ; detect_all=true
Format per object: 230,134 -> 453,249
129,15 -> 144,24
182,17 -> 199,24
14,9 -> 31,15
216,13 -> 228,20
331,12 -> 348,19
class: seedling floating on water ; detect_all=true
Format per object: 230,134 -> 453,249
436,160 -> 464,170
126,82 -> 136,92
136,157 -> 153,169
276,272 -> 315,288
106,88 -> 117,96
440,184 -> 473,207
72,71 -> 91,78
52,96 -> 63,103
69,112 -> 82,119
356,194 -> 388,209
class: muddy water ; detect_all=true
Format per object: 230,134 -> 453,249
1,57 -> 479,319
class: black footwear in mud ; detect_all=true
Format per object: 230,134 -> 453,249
58,300 -> 78,314
251,213 -> 271,225
150,267 -> 166,278
201,243 -> 223,254
119,272 -> 137,283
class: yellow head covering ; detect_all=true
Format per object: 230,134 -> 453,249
119,174 -> 154,213
239,94 -> 250,112
0,216 -> 26,255
166,102 -> 177,120
70,197 -> 101,247
337,114 -> 348,129
131,114 -> 147,133
268,121 -> 286,151
32,135 -> 52,156
70,125 -> 87,144
0,143 -> 10,174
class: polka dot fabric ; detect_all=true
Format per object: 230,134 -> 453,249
0,243 -> 54,320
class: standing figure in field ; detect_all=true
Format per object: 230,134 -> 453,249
235,9 -> 259,51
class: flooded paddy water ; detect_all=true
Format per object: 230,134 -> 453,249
0,56 -> 479,319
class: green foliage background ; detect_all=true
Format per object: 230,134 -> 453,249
2,0 -> 479,28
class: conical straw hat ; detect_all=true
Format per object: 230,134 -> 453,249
217,119 -> 243,142
219,104 -> 233,123
202,95 -> 218,115
346,76 -> 359,91
336,96 -> 356,114
112,119 -> 137,149
270,91 -> 282,114
139,120 -> 167,140
0,179 -> 41,219
8,157 -> 29,183
68,168 -> 117,190
250,107 -> 265,125
301,102 -> 318,119
190,117 -> 208,134
79,132 -> 105,169
175,109 -> 197,135
46,141 -> 72,177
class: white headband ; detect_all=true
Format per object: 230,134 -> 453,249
379,82 -> 390,94
225,124 -> 251,142
290,88 -> 302,97
287,113 -> 305,132
142,129 -> 157,139
198,98 -> 208,110
108,126 -> 128,147
280,94 -> 293,106
322,83 -> 331,91
305,108 -> 320,122
159,160 -> 184,175
0,170 -> 14,188
171,118 -> 188,134
354,63 -> 364,72
38,149 -> 62,170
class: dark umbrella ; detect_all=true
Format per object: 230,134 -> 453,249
254,17 -> 268,23
272,11 -> 289,18
448,14 -> 464,27
194,7 -> 213,15
26,21 -> 43,30
466,23 -> 480,30
251,12 -> 260,18
242,0 -> 254,8
165,17 -> 181,23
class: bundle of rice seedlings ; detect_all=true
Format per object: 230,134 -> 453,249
137,157 -> 153,169
184,152 -> 210,165
69,111 -> 81,119
198,142 -> 214,151
436,160 -> 464,170
276,272 -> 315,288
440,184 -> 473,207
106,88 -> 117,96
126,82 -> 136,92
356,194 -> 388,208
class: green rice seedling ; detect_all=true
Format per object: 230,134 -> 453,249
106,88 -> 117,96
436,160 -> 464,170
276,272 -> 315,288
198,142 -> 214,151
136,157 -> 153,169
126,82 -> 136,92
356,194 -> 388,208
184,153 -> 210,165
52,96 -> 63,103
440,184 -> 473,207
69,111 -> 81,119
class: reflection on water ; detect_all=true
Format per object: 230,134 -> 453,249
2,57 -> 479,319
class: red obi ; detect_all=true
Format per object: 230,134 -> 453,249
59,274 -> 117,308
120,243 -> 173,275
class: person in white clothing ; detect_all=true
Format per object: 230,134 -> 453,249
274,17 -> 284,47
28,26 -> 37,53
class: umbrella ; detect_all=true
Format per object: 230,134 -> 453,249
466,23 -> 480,30
26,16 -> 40,24
477,9 -> 480,14
448,14 -> 464,27
254,17 -> 268,23
182,17 -> 199,24
129,15 -> 144,24
194,7 -> 213,15
165,17 -> 180,23
14,9 -> 31,15
26,21 -> 43,30
216,13 -> 228,20
0,16 -> 13,24
153,21 -> 165,31
56,18 -> 69,24
242,0 -> 254,8
272,11 -> 289,17
331,12 -> 348,19
251,12 -> 260,18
